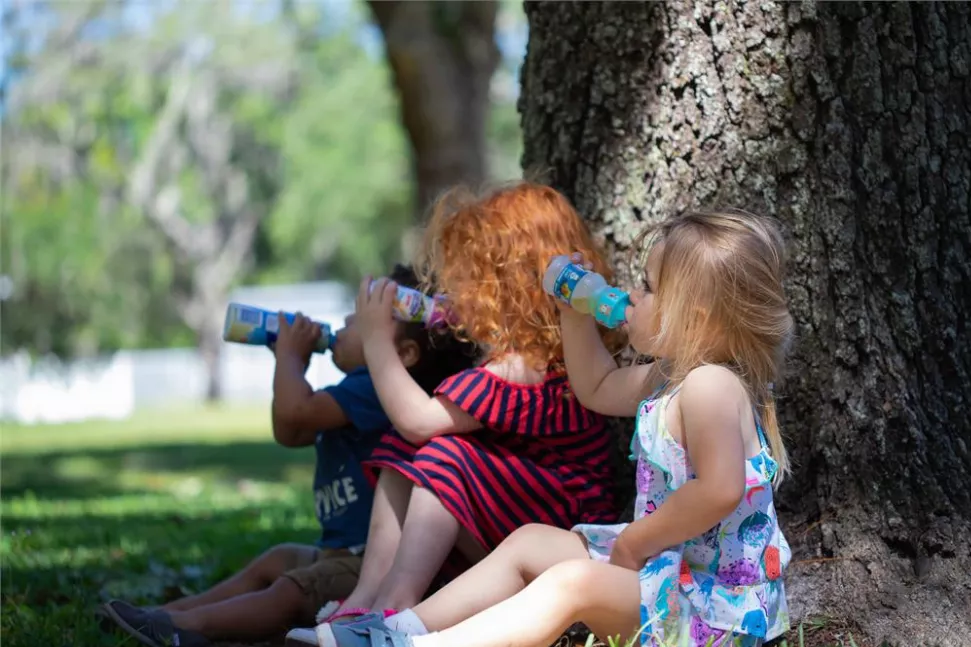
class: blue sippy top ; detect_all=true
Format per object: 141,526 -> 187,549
592,287 -> 630,328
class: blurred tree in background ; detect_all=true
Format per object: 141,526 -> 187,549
0,0 -> 524,398
367,0 -> 497,215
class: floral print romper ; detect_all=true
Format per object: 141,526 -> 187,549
573,389 -> 791,646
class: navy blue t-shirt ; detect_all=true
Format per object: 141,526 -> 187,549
314,368 -> 389,551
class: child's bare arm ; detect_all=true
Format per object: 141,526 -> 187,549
363,334 -> 481,445
356,277 -> 482,445
561,309 -> 657,416
270,312 -> 352,447
611,366 -> 747,567
271,353 -> 348,448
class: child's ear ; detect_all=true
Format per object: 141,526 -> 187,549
397,338 -> 421,369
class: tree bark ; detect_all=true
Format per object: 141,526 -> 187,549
521,1 -> 971,644
198,318 -> 224,403
367,0 -> 499,217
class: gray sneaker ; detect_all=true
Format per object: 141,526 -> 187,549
286,616 -> 405,647
100,600 -> 210,647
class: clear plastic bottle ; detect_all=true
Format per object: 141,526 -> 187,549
543,255 -> 630,328
222,303 -> 335,354
368,280 -> 448,328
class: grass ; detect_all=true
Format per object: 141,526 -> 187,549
1,406 -> 319,647
1,408 -> 870,647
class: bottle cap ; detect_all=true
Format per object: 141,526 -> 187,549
594,289 -> 630,329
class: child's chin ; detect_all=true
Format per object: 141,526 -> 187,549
335,357 -> 364,374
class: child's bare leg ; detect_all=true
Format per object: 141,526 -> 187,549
169,577 -> 312,639
370,486 -> 471,611
415,560 -> 641,647
163,544 -> 316,612
338,469 -> 413,612
411,524 -> 589,632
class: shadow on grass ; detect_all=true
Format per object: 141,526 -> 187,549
2,506 -> 319,603
2,440 -> 315,501
1,434 -> 320,647
2,503 -> 315,647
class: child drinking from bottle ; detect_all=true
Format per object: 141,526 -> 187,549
287,182 -> 621,646
100,265 -> 478,647
305,210 -> 793,647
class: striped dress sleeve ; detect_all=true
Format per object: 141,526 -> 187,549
434,367 -> 602,437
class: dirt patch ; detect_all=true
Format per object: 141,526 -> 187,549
769,617 -> 874,647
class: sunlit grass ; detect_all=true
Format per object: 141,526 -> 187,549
1,404 -> 271,453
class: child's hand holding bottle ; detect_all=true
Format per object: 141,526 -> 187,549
274,312 -> 322,367
355,277 -> 400,346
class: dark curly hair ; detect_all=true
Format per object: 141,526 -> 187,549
388,264 -> 481,394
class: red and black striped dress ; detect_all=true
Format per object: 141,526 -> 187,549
363,366 -> 617,551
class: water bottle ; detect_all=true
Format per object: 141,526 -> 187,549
368,280 -> 449,328
222,303 -> 335,354
543,256 -> 629,328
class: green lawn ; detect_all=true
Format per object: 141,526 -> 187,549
1,407 -> 320,647
1,408 -> 864,647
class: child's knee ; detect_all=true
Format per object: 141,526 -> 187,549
252,544 -> 315,583
545,559 -> 599,588
541,559 -> 602,611
504,523 -> 558,550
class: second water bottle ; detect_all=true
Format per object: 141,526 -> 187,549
543,256 -> 629,328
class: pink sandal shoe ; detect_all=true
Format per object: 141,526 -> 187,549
323,607 -> 371,623
324,607 -> 399,624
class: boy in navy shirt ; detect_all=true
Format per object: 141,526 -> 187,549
101,265 -> 477,646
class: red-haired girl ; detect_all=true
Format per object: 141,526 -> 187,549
287,182 -> 619,647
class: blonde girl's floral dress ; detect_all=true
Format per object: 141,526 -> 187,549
573,389 -> 791,647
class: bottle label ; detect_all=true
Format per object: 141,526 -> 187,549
369,281 -> 447,326
392,286 -> 428,323
223,304 -> 331,352
223,305 -> 266,344
551,263 -> 588,306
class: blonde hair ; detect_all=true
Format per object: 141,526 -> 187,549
638,209 -> 793,480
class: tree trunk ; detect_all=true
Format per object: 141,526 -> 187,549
198,322 -> 224,403
521,1 -> 971,644
367,0 -> 499,218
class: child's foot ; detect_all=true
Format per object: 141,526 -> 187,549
101,600 -> 210,647
95,600 -> 160,632
286,616 -> 402,647
95,600 -> 135,632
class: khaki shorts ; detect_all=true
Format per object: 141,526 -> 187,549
281,547 -> 363,611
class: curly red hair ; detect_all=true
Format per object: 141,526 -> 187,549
417,182 -> 615,370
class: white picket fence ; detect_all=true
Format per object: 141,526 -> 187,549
0,281 -> 355,424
